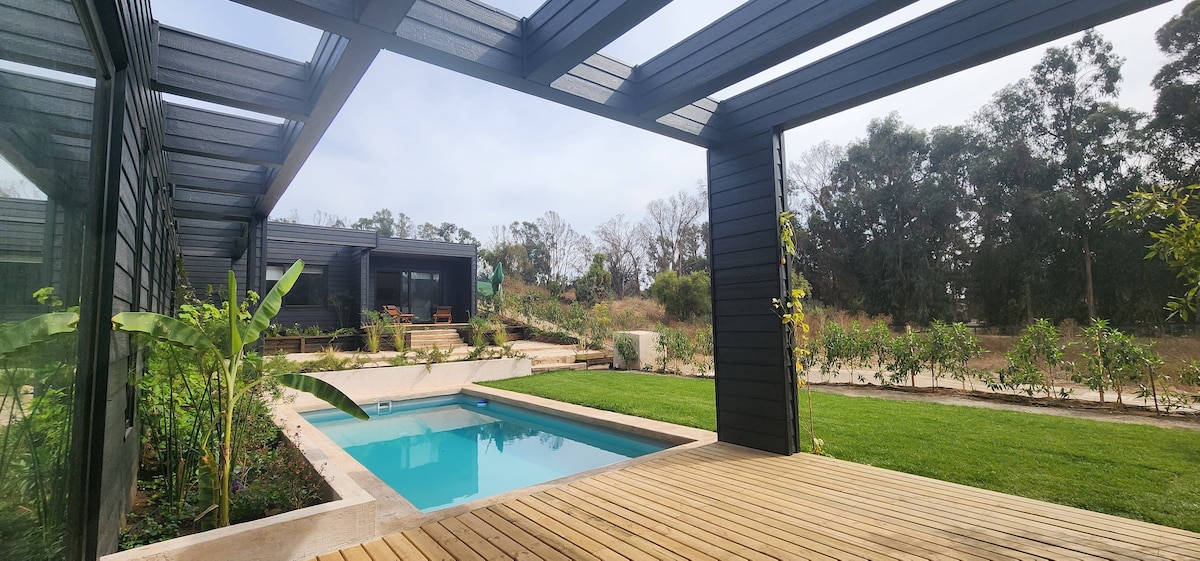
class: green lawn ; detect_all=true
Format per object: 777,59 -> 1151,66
481,370 -> 1200,533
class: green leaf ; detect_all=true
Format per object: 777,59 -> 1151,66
112,312 -> 217,355
275,373 -> 368,420
0,311 -> 78,356
227,270 -> 243,355
244,260 -> 304,346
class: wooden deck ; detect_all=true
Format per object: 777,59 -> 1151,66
311,442 -> 1200,560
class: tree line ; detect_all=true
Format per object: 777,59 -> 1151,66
792,11 -> 1199,328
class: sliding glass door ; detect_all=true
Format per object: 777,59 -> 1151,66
376,271 -> 441,322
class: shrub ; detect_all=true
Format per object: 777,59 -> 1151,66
649,270 -> 711,321
653,323 -> 694,374
614,332 -> 638,366
574,254 -> 612,306
1001,319 -> 1065,397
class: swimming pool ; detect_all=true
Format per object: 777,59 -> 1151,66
301,394 -> 672,512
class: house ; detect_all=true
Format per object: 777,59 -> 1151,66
262,222 -> 477,328
0,0 -> 1162,558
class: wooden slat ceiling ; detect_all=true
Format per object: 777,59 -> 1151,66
3,0 -> 1172,263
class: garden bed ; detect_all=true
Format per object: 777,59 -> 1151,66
102,424 -> 375,561
263,334 -> 360,354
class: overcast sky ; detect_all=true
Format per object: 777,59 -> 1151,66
132,1 -> 1195,244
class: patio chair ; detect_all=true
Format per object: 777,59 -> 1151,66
382,304 -> 413,323
433,306 -> 452,323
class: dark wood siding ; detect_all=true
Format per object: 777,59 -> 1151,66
707,130 -> 798,455
264,223 -> 477,329
96,1 -> 179,554
266,222 -> 376,330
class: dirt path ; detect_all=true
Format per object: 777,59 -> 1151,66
807,382 -> 1200,432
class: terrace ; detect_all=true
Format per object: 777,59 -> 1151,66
317,441 -> 1200,560
1,0 -> 1196,559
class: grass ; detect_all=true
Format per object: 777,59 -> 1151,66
480,370 -> 1200,533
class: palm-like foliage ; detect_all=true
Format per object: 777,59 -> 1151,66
112,260 -> 367,527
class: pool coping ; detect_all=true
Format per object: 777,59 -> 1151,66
276,383 -> 716,536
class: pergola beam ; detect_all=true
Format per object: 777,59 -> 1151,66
0,0 -> 95,76
162,102 -> 286,167
524,0 -> 669,84
233,0 -> 720,146
155,24 -> 311,120
719,0 -> 1170,142
0,70 -> 93,138
252,0 -> 415,215
635,0 -> 916,119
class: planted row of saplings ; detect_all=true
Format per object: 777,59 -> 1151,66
806,318 -> 1200,413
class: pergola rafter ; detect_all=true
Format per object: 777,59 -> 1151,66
635,0 -> 918,119
719,0 -> 1168,142
523,0 -> 669,84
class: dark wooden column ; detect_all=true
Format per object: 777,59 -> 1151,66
707,130 -> 799,455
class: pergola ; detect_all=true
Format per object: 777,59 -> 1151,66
2,0 -> 1170,456
217,0 -> 1169,455
1,2 -> 1178,557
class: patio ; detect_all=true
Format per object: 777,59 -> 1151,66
2,1 -> 1189,558
311,442 -> 1200,560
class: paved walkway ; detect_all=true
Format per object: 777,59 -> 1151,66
805,366 -> 1200,416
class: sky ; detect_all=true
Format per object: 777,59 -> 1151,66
82,1 -> 1199,246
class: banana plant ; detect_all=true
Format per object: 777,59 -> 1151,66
112,260 -> 367,527
0,312 -> 78,357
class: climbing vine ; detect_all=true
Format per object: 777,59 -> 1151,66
773,211 -> 823,454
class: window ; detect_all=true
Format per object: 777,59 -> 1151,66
267,264 -> 326,306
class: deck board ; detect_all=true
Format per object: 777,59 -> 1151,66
317,442 -> 1200,560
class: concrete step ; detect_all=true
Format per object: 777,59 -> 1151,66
407,329 -> 465,351
531,362 -> 587,373
530,349 -> 579,366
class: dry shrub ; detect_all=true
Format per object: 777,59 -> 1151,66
805,306 -> 891,340
609,297 -> 666,329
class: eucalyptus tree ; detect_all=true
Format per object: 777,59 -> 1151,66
642,183 -> 708,275
969,86 -> 1059,324
350,208 -> 413,238
1149,0 -> 1200,185
593,214 -> 648,296
536,211 -> 591,285
416,221 -> 478,245
1010,30 -> 1142,320
804,113 -> 967,324
786,140 -> 845,220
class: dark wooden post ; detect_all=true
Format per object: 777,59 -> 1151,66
707,130 -> 799,455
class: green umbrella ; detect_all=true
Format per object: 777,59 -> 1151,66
490,262 -> 504,293
490,262 -> 504,311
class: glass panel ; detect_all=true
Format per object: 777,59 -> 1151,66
376,271 -> 402,308
0,4 -> 98,559
408,272 -> 441,323
266,264 -> 325,306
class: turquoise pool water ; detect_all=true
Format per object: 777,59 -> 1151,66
301,394 -> 671,512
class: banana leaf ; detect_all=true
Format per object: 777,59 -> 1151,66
244,260 -> 304,346
112,312 -> 217,355
275,373 -> 368,420
227,270 -> 242,359
0,312 -> 79,357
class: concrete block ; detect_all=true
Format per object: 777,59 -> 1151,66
612,331 -> 659,371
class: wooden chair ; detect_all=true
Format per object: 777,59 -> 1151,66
433,306 -> 452,323
382,304 -> 413,323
